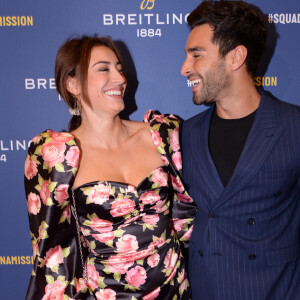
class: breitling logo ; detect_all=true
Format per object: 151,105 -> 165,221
140,0 -> 155,10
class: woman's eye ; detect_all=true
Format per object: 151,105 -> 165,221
98,68 -> 109,72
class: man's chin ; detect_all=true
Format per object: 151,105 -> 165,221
193,95 -> 214,106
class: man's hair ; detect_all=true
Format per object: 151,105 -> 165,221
187,0 -> 267,77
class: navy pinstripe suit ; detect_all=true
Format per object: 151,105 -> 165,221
182,91 -> 300,300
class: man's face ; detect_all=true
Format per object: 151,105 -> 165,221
181,24 -> 230,105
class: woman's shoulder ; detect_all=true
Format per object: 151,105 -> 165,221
27,130 -> 78,168
28,130 -> 77,152
31,130 -> 75,145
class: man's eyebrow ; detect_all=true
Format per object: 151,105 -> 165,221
187,47 -> 206,53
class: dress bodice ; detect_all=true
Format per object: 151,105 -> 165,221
72,165 -> 173,258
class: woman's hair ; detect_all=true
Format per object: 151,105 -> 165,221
55,34 -> 124,131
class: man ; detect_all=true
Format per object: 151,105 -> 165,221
181,1 -> 300,299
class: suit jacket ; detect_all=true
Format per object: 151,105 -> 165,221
182,91 -> 300,300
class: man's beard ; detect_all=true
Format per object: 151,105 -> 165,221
193,60 -> 229,105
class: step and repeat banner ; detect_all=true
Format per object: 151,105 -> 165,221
0,0 -> 299,298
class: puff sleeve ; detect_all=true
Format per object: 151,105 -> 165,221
144,110 -> 197,244
24,130 -> 92,299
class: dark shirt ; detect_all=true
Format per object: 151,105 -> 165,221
209,107 -> 256,187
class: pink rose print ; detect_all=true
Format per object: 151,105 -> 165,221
147,253 -> 160,268
89,183 -> 110,205
160,155 -> 169,166
49,131 -> 73,143
166,263 -> 178,281
125,265 -> 147,287
143,287 -> 161,300
142,214 -> 159,225
172,219 -> 187,232
171,151 -> 182,171
54,184 -> 69,204
63,205 -> 71,219
170,127 -> 180,151
149,237 -> 165,250
65,146 -> 79,168
110,198 -> 135,218
152,200 -> 168,214
42,279 -> 66,300
164,249 -> 178,271
151,168 -> 168,187
125,185 -> 136,193
38,224 -> 44,242
116,234 -> 139,253
151,130 -> 162,147
44,245 -> 64,269
153,114 -> 166,123
27,192 -> 41,215
32,243 -> 38,259
24,154 -> 38,180
124,215 -> 140,225
177,192 -> 193,203
40,180 -> 50,204
93,231 -> 115,243
140,191 -> 161,205
182,226 -> 193,241
171,175 -> 184,193
87,264 -> 100,289
41,141 -> 66,168
143,109 -> 152,122
75,277 -> 87,293
108,256 -> 134,274
95,288 -> 116,300
89,218 -> 113,233
179,269 -> 188,292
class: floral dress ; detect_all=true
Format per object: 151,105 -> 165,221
24,110 -> 197,300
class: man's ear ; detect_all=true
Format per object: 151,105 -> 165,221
227,45 -> 247,72
65,76 -> 81,96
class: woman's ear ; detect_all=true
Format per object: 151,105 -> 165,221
65,76 -> 81,96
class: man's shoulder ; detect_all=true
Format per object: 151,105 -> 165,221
264,93 -> 300,122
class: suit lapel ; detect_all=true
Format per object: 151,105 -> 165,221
214,92 -> 284,209
190,106 -> 224,203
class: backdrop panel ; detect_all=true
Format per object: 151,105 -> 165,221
0,0 -> 299,298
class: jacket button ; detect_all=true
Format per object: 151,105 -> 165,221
249,254 -> 256,260
274,190 -> 282,197
247,218 -> 255,225
185,183 -> 190,190
198,250 -> 204,256
208,212 -> 215,219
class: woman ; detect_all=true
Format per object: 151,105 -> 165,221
24,35 -> 196,299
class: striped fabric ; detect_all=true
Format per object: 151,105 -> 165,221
182,91 -> 300,300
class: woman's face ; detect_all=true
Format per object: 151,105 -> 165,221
83,45 -> 127,117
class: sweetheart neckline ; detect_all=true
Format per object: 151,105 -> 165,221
72,164 -> 169,191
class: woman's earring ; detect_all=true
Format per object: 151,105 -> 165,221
69,99 -> 81,116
